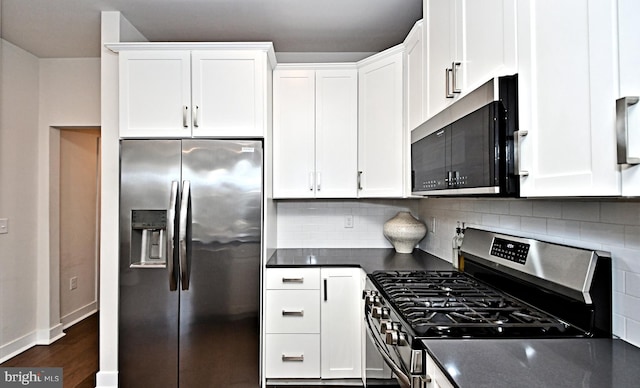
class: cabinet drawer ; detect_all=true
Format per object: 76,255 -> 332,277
265,334 -> 320,378
266,290 -> 320,333
266,268 -> 320,290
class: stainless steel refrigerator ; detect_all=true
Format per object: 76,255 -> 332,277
119,139 -> 262,387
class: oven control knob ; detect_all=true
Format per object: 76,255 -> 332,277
380,320 -> 400,333
362,290 -> 379,299
385,330 -> 408,346
372,306 -> 390,319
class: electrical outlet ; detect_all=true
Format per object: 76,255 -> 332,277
344,215 -> 354,228
429,217 -> 436,235
70,277 -> 78,290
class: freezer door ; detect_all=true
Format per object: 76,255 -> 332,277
180,139 -> 263,387
119,140 -> 181,388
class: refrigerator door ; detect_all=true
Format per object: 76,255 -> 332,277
119,140 -> 181,387
179,139 -> 263,387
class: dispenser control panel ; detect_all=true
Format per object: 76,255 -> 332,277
131,210 -> 167,229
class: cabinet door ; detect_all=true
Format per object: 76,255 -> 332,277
315,69 -> 358,198
405,20 -> 425,131
320,268 -> 363,379
272,69 -> 316,198
191,50 -> 265,137
517,0 -> 620,196
463,0 -> 517,90
358,50 -> 404,197
119,50 -> 191,138
425,0 -> 456,117
618,0 -> 640,196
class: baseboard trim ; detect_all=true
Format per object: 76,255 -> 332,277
0,330 -> 38,364
95,370 -> 118,388
61,302 -> 98,329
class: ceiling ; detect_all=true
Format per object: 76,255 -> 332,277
0,0 -> 423,59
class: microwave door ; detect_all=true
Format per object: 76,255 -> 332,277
412,127 -> 448,192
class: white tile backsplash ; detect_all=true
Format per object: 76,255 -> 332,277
417,197 -> 640,347
275,197 -> 640,348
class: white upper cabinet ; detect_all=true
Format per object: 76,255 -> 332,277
273,65 -> 358,199
358,47 -> 405,198
405,20 -> 425,131
191,50 -> 267,137
116,44 -> 274,138
516,0 -> 620,196
424,0 -> 516,119
618,0 -> 640,196
119,50 -> 192,138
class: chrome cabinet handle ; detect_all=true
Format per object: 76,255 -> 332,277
514,130 -> 529,176
616,96 -> 640,164
179,180 -> 191,290
452,61 -> 462,93
193,105 -> 199,128
281,354 -> 304,362
445,68 -> 454,98
282,310 -> 304,316
183,106 -> 189,128
309,172 -> 314,191
282,277 -> 304,283
358,171 -> 363,190
316,172 -> 321,191
167,181 -> 179,291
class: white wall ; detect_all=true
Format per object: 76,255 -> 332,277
0,39 -> 41,362
416,197 -> 640,348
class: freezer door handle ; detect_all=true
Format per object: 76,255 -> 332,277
167,181 -> 179,291
179,180 -> 191,290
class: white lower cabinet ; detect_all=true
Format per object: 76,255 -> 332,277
426,352 -> 455,388
264,267 -> 363,381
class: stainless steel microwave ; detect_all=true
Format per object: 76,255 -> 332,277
411,74 -> 519,196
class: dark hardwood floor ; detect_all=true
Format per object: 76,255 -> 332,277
1,313 -> 98,388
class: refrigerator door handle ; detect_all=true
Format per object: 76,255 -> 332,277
179,180 -> 191,290
167,181 -> 179,291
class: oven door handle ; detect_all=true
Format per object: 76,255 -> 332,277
365,313 -> 411,388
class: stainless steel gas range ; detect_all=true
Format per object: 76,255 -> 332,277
363,228 -> 612,388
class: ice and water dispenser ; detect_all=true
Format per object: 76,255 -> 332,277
130,209 -> 167,267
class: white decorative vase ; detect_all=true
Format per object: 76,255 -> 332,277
383,211 -> 427,253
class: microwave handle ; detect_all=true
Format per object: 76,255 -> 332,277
514,130 -> 529,176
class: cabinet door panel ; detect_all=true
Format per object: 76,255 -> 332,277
265,334 -> 320,378
315,69 -> 358,198
405,21 -> 425,131
119,51 -> 191,138
320,268 -> 362,379
265,290 -> 320,334
272,70 -> 316,198
426,0 -> 455,117
517,0 -> 619,196
358,51 -> 404,197
191,51 -> 264,137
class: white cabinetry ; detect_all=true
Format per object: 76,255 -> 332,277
273,65 -> 358,198
264,267 -> 363,380
516,0 -> 620,196
424,0 -> 516,119
405,20 -> 425,131
265,268 -> 321,378
618,0 -> 640,196
320,268 -> 363,379
358,46 -> 405,197
426,352 -> 455,388
116,44 -> 273,138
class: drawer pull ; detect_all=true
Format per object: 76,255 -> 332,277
282,277 -> 304,284
282,354 -> 304,362
282,310 -> 304,317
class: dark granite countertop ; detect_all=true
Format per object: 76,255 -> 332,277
266,248 -> 453,273
422,338 -> 640,388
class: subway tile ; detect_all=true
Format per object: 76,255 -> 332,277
613,314 -> 626,338
626,272 -> 640,298
580,222 -> 625,248
510,200 -> 533,216
499,215 -> 521,230
547,219 -> 581,240
601,202 -> 640,225
561,201 -> 600,222
616,292 -> 640,322
607,245 -> 640,273
625,226 -> 640,250
613,269 -> 625,293
520,217 -> 547,234
481,213 -> 501,227
532,200 -> 562,219
626,318 -> 640,348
